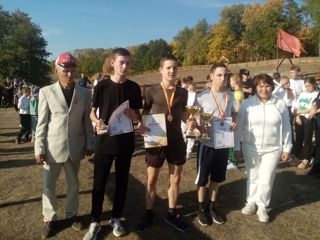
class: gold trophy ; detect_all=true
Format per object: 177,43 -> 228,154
201,112 -> 213,140
185,106 -> 201,138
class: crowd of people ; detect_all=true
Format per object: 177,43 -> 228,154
2,48 -> 320,239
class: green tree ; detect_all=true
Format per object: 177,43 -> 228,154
171,27 -> 192,65
303,0 -> 320,56
132,44 -> 149,73
0,7 -> 50,85
184,19 -> 211,65
220,4 -> 246,41
280,0 -> 304,34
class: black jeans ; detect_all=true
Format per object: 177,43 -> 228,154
16,114 -> 31,141
91,153 -> 132,222
293,116 -> 315,160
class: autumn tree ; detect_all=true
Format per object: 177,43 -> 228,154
242,0 -> 284,61
303,0 -> 320,56
183,19 -> 211,65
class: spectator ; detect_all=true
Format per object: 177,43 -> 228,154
16,87 -> 31,144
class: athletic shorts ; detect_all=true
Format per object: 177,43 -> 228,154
145,144 -> 186,168
195,143 -> 229,186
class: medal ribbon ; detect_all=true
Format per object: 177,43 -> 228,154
211,89 -> 228,121
161,81 -> 176,117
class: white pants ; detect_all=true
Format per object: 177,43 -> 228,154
242,147 -> 281,209
42,158 -> 80,221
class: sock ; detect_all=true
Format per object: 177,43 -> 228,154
168,208 -> 176,216
198,202 -> 206,211
209,201 -> 216,210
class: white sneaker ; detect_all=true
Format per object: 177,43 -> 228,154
83,222 -> 101,240
257,208 -> 269,223
110,218 -> 126,237
241,203 -> 257,215
227,162 -> 237,170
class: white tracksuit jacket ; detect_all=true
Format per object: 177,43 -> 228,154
234,95 -> 292,153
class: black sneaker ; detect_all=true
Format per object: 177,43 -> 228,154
209,206 -> 225,224
136,213 -> 153,232
164,212 -> 188,232
198,210 -> 212,226
41,221 -> 53,239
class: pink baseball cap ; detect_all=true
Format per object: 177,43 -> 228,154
55,52 -> 76,68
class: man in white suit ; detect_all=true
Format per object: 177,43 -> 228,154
35,52 -> 93,238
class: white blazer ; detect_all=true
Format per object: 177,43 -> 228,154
35,82 -> 93,163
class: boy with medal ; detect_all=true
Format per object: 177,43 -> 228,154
136,55 -> 189,232
191,62 -> 237,226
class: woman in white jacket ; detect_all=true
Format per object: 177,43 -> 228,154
234,74 -> 292,223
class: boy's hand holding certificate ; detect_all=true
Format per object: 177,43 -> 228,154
142,114 -> 167,148
108,100 -> 133,136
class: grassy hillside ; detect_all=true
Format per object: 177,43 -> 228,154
130,57 -> 320,86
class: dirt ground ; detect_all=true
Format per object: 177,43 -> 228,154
1,103 -> 320,239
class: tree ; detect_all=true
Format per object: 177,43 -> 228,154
220,4 -> 246,41
242,0 -> 284,61
171,27 -> 192,65
303,0 -> 320,56
0,7 -> 51,85
184,19 -> 211,65
280,0 -> 304,34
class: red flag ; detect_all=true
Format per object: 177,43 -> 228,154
277,29 -> 302,57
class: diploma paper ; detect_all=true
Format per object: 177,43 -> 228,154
108,100 -> 133,136
213,117 -> 234,149
142,114 -> 167,148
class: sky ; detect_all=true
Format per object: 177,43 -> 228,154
1,0 -> 302,60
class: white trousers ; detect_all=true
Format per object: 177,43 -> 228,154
42,158 -> 80,221
242,147 -> 281,209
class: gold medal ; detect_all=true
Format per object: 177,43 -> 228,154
167,114 -> 173,122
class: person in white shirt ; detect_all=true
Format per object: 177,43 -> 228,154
15,87 -> 31,144
289,65 -> 305,106
234,74 -> 292,223
292,77 -> 318,169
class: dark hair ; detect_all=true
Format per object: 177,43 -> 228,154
210,62 -> 227,73
112,48 -> 131,59
253,74 -> 275,92
304,76 -> 317,89
160,54 -> 177,67
239,68 -> 250,76
290,65 -> 300,72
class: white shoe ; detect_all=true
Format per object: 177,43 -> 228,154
257,208 -> 269,223
241,203 -> 257,215
110,218 -> 126,237
83,222 -> 101,240
227,162 -> 237,170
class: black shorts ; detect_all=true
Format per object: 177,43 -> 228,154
145,144 -> 186,168
195,143 -> 229,186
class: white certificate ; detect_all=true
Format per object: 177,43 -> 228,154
108,100 -> 133,136
213,117 -> 234,149
142,114 -> 167,148
187,92 -> 196,106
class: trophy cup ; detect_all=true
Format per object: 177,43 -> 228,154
201,112 -> 213,140
185,106 -> 201,138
